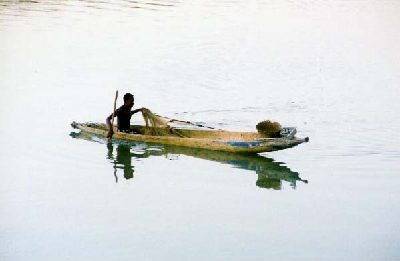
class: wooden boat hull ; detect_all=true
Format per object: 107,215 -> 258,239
71,122 -> 308,154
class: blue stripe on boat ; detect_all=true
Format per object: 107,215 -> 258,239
226,141 -> 262,147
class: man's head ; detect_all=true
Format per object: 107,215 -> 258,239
123,93 -> 134,107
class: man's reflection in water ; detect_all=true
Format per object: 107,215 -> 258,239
107,142 -> 134,182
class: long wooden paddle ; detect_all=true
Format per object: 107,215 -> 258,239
108,90 -> 118,139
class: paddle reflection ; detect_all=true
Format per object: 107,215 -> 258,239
71,131 -> 308,190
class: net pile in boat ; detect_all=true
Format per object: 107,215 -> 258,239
256,120 -> 282,138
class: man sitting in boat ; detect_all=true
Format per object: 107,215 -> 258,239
106,92 -> 143,137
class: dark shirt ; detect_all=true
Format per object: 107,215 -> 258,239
116,105 -> 133,131
108,105 -> 138,131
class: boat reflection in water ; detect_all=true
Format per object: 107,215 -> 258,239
71,131 -> 308,190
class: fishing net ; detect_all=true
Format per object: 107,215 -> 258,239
141,108 -> 215,129
141,109 -> 284,138
256,120 -> 282,137
140,108 -> 218,136
139,108 -> 170,136
141,108 -> 169,128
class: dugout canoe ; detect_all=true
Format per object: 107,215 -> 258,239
71,122 -> 309,154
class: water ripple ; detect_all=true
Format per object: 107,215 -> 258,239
0,0 -> 179,23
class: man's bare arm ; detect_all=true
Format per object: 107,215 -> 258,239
131,108 -> 143,115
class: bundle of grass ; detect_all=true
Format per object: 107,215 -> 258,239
256,120 -> 282,138
141,108 -> 169,135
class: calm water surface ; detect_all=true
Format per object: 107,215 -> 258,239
1,0 -> 400,260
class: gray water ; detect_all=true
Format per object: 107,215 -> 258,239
1,0 -> 400,260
